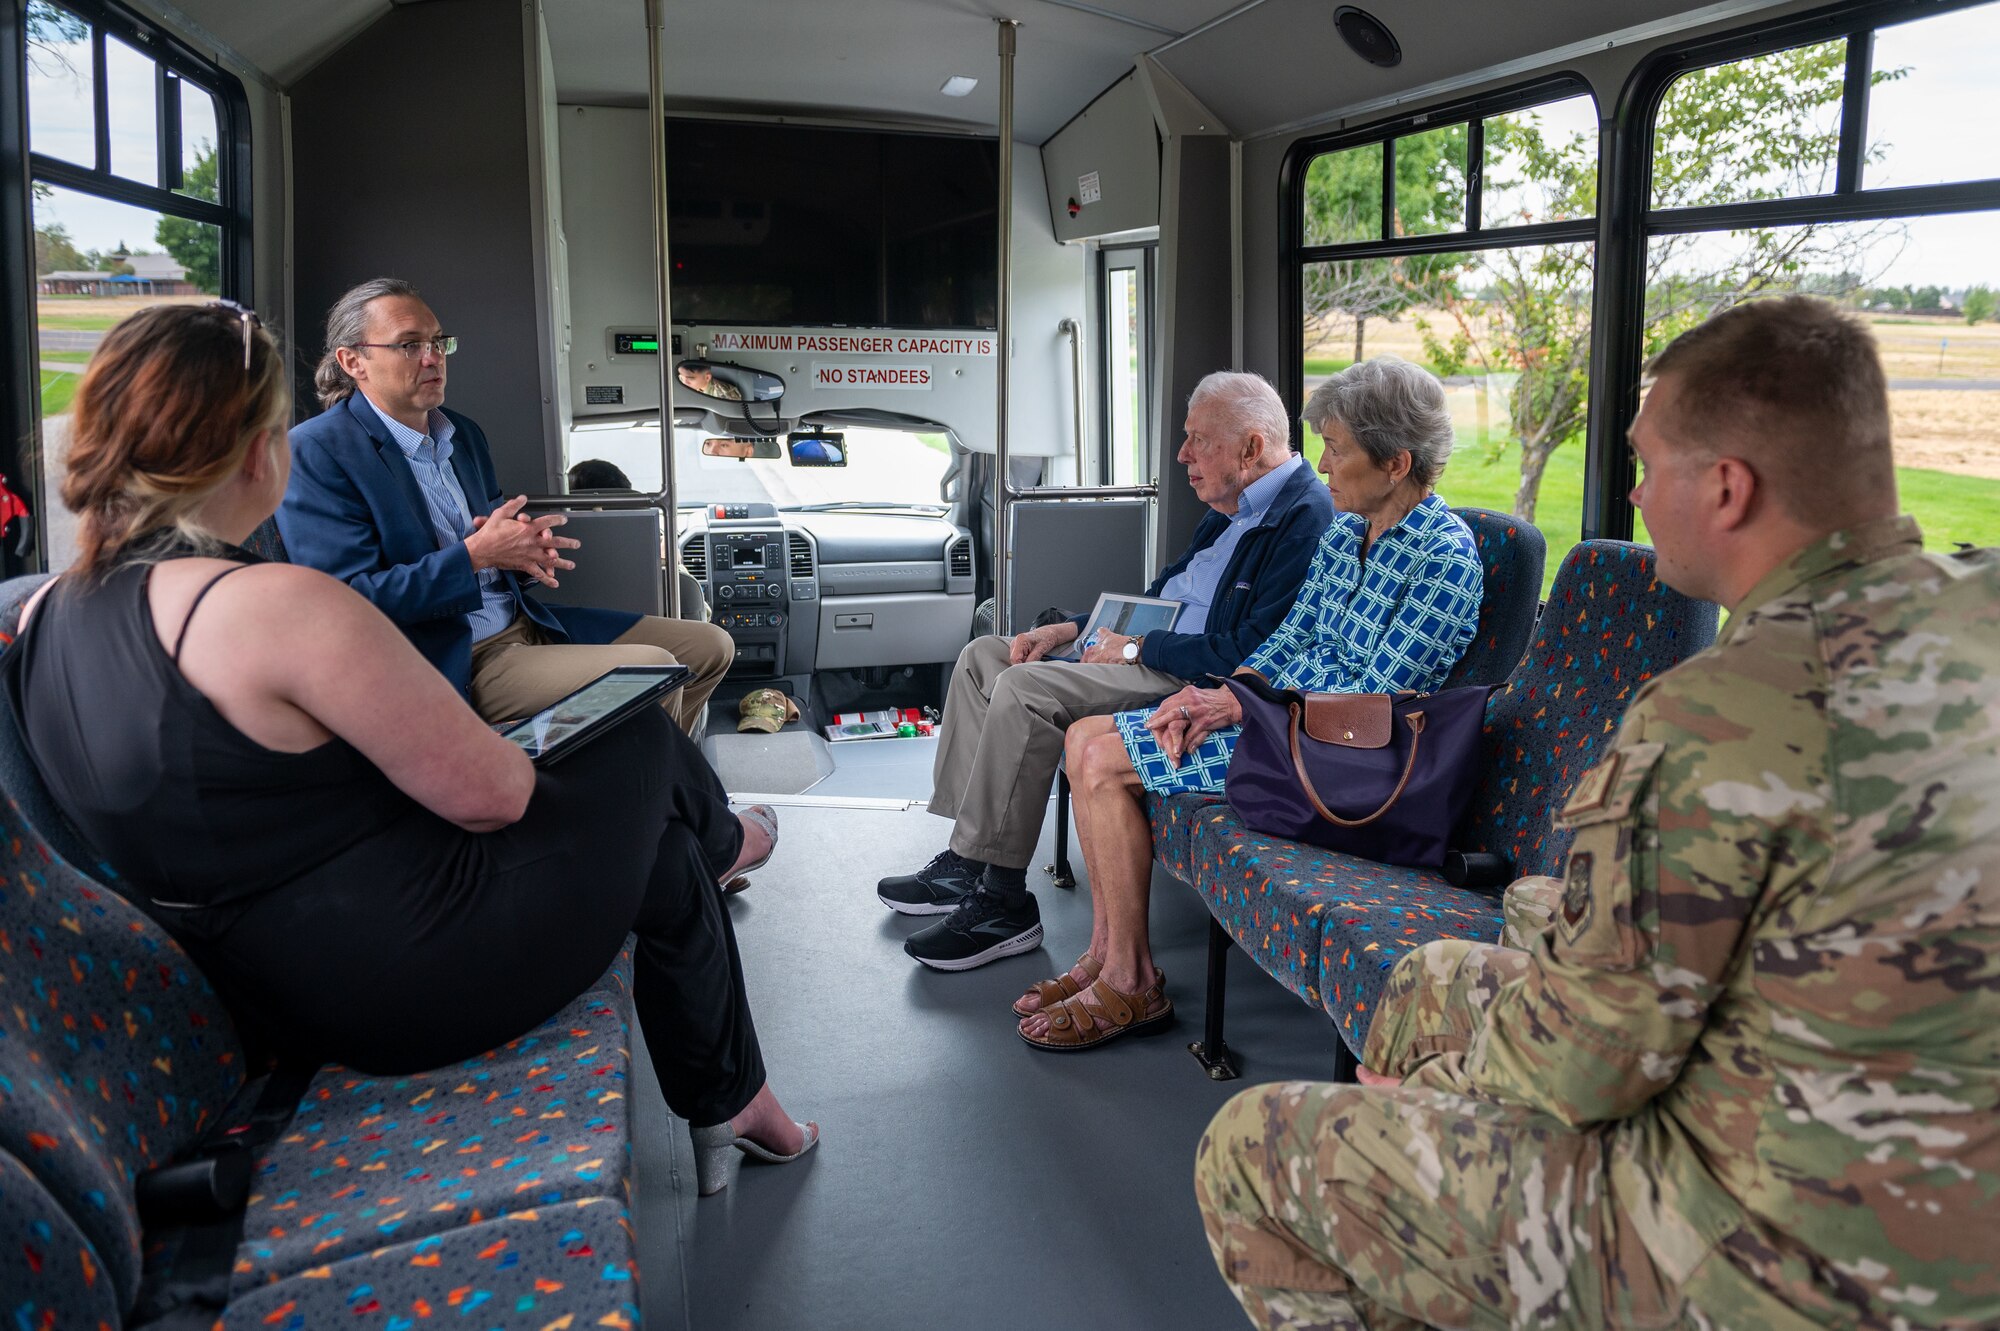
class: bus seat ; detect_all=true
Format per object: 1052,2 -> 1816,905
0,761 -> 248,1316
241,516 -> 289,563
1158,540 -> 1720,1067
0,1147 -> 125,1328
1442,508 -> 1546,689
220,1197 -> 640,1330
1054,507 -> 1546,888
231,983 -> 637,1292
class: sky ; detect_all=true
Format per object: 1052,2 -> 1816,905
24,1 -> 2000,288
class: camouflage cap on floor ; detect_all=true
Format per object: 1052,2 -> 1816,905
737,688 -> 800,734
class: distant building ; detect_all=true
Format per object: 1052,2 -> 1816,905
38,254 -> 195,297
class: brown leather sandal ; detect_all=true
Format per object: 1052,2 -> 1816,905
1012,953 -> 1102,1017
1018,970 -> 1172,1052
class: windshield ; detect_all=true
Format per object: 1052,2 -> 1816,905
564,422 -> 952,510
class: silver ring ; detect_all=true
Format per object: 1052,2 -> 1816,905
1180,705 -> 1192,719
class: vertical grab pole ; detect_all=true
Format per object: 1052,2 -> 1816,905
991,18 -> 1019,635
645,0 -> 681,617
1059,316 -> 1085,483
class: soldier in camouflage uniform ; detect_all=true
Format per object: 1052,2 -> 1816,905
1194,296 -> 2000,1330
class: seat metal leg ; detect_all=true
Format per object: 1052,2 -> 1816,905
1044,769 -> 1076,888
1188,916 -> 1239,1080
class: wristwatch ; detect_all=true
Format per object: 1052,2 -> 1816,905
1121,635 -> 1144,663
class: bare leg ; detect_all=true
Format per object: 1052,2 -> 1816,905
1021,725 -> 1157,1039
1015,718 -> 1121,1015
731,1081 -> 813,1156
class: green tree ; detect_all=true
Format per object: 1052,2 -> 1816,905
1965,286 -> 1997,326
155,143 -> 220,293
26,1 -> 88,79
35,220 -> 85,274
1302,129 -> 1467,363
1417,40 -> 1902,522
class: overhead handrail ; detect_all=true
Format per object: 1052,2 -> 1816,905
644,0 -> 680,616
1058,316 -> 1085,483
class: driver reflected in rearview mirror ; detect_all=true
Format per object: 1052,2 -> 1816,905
701,436 -> 783,460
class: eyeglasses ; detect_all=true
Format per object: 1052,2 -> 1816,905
350,336 -> 459,361
209,298 -> 262,371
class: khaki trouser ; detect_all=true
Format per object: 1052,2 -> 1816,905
469,613 -> 732,735
929,634 -> 1183,868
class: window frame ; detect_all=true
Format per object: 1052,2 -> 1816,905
1279,72 -> 1601,450
1,0 -> 253,574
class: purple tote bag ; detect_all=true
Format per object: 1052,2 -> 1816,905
1220,675 -> 1494,868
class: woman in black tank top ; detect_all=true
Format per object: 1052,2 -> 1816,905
4,302 -> 813,1193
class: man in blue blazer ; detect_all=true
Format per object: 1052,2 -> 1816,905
279,278 -> 731,733
882,370 -> 1337,972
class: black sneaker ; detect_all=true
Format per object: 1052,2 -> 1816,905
878,849 -> 983,916
903,888 -> 1043,972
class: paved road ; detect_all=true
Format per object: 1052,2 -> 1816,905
39,329 -> 102,352
1887,378 -> 2000,391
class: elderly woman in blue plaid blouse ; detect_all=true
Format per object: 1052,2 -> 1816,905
1017,356 -> 1484,1051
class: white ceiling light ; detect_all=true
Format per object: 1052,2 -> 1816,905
939,76 -> 979,97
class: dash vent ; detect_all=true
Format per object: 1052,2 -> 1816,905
948,536 -> 973,579
681,535 -> 707,581
788,531 -> 814,578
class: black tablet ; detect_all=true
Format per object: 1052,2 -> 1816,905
499,664 -> 691,765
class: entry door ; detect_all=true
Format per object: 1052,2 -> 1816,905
1098,245 -> 1156,487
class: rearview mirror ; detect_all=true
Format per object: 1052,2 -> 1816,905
701,436 -> 783,460
788,432 -> 846,468
677,358 -> 785,403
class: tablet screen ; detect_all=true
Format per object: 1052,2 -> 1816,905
1050,593 -> 1182,661
501,664 -> 689,762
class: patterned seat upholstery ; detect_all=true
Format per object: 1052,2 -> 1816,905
0,574 -> 645,1326
1154,541 -> 1720,1059
235,992 -> 635,1291
219,1197 -> 640,1331
240,516 -> 290,563
1442,508 -> 1546,689
0,1146 -> 124,1327
0,793 -> 248,1314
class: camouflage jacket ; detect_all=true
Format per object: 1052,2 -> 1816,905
1401,516 -> 2000,1328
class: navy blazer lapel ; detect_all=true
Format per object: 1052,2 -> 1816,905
443,424 -> 489,523
347,393 -> 444,552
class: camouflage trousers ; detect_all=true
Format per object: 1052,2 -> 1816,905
1194,930 -> 1681,1331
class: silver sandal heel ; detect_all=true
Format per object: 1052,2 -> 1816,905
687,1119 -> 821,1196
689,1122 -> 738,1197
723,804 -> 779,895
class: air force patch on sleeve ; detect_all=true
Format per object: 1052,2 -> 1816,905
1561,851 -> 1595,930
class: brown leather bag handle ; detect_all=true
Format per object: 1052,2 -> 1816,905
1287,705 -> 1427,827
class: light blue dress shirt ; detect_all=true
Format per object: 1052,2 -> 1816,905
1159,454 -> 1305,636
359,395 -> 517,644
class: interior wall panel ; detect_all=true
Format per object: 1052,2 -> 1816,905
289,0 -> 549,493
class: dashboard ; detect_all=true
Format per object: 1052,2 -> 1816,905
676,504 -> 976,679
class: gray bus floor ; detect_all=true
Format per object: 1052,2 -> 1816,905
629,799 -> 1347,1330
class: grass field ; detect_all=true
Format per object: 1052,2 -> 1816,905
40,349 -> 91,364
40,369 -> 79,418
36,312 -> 122,332
1402,431 -> 2000,596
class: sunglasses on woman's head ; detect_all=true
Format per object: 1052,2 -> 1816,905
208,299 -> 263,371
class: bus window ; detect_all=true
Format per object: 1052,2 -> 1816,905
1864,6 -> 2000,190
1645,10 -> 2000,556
24,1 -> 91,168
1299,85 -> 1598,593
1651,39 -> 1848,207
24,0 -> 242,571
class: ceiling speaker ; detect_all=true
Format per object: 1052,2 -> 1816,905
1333,6 -> 1402,68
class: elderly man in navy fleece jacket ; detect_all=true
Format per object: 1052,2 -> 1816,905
880,370 -> 1336,973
